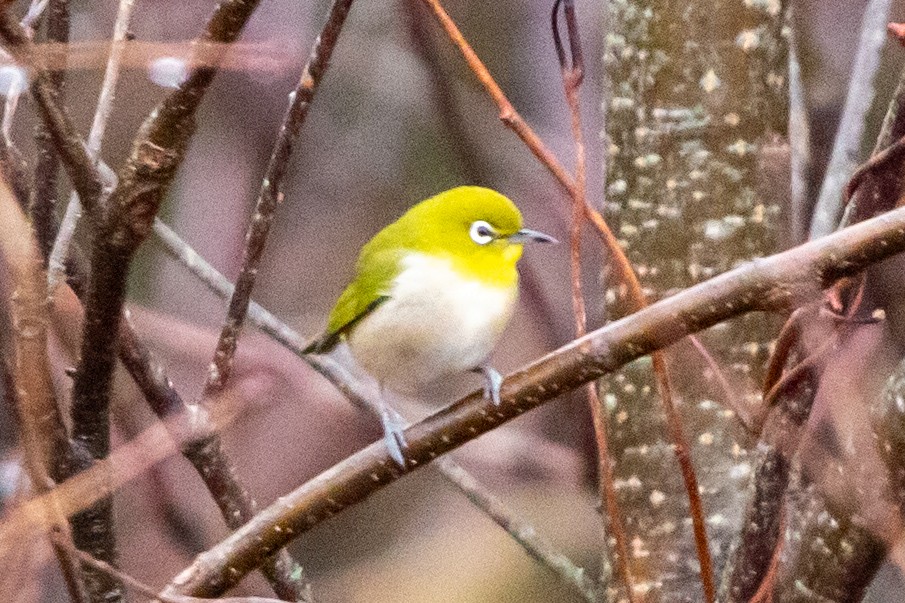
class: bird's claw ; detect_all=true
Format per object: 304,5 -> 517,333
380,407 -> 409,468
473,365 -> 503,406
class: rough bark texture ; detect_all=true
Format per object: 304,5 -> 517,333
603,0 -> 788,599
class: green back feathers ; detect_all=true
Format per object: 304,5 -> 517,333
307,187 -> 525,353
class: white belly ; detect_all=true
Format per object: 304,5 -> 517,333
347,253 -> 517,389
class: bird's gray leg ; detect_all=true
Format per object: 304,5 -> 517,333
472,364 -> 503,406
378,386 -> 408,467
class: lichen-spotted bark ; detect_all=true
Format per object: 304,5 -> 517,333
603,0 -> 788,599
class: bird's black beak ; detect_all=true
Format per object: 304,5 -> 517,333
508,228 -> 558,244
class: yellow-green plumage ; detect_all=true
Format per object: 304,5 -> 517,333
316,186 -> 526,351
305,186 -> 555,465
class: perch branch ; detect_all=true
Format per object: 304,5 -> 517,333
162,202 -> 905,599
154,219 -> 599,602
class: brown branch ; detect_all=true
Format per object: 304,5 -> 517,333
0,176 -> 88,603
0,12 -> 104,215
161,203 -> 905,599
50,531 -> 285,603
4,132 -> 311,600
204,0 -> 353,395
155,217 -> 600,602
28,0 -> 69,264
1,2 -> 263,601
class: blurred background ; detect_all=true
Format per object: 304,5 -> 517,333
2,0 -> 905,601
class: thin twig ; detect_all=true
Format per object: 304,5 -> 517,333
28,0 -> 68,264
552,0 -> 713,598
4,135 -> 312,601
552,1 -> 634,599
153,218 -> 599,602
203,0 -> 353,397
50,531 -> 285,603
808,0 -> 893,239
47,0 -> 136,292
161,204 -> 905,599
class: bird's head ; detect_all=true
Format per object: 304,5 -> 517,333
389,186 -> 556,279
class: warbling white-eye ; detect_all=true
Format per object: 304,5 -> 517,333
305,186 -> 556,466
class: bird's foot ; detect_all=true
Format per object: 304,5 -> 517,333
380,406 -> 409,468
472,364 -> 503,406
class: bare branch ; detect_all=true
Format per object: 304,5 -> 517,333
162,204 -> 905,599
48,0 -> 136,292
808,0 -> 893,239
204,0 -> 353,395
154,218 -> 598,602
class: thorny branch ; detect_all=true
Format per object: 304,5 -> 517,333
161,204 -> 905,598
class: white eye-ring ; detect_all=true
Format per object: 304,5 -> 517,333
469,220 -> 496,245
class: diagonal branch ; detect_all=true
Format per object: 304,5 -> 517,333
153,218 -> 600,602
161,203 -> 905,599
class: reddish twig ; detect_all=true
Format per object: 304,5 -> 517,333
552,1 -> 713,599
844,130 -> 905,203
552,0 -> 634,598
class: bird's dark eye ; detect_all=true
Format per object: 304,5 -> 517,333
469,220 -> 495,245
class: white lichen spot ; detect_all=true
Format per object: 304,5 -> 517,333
700,69 -> 721,93
633,153 -> 663,169
649,490 -> 666,506
631,536 -> 651,558
665,178 -> 678,190
698,399 -> 717,410
698,432 -> 715,446
732,443 -> 743,457
745,0 -> 781,15
620,223 -> 639,237
768,72 -> 786,88
727,139 -> 756,156
750,203 -> 765,224
707,513 -> 728,527
604,392 -> 618,410
729,462 -> 752,479
723,112 -> 741,127
616,410 -> 629,424
703,217 -> 740,241
692,190 -> 707,201
611,96 -> 636,111
688,169 -> 705,181
608,179 -> 628,195
736,29 -> 760,51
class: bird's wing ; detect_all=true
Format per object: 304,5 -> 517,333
303,248 -> 399,354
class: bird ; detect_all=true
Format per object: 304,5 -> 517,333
304,186 -> 556,466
